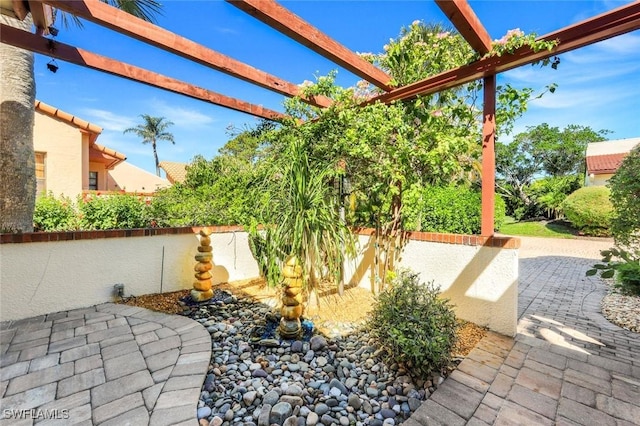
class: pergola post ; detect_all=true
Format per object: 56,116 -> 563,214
481,75 -> 496,237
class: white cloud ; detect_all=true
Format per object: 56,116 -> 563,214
81,108 -> 137,132
150,99 -> 215,127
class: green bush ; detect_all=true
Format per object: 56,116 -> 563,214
588,247 -> 640,296
403,185 -> 506,234
527,174 -> 582,219
79,193 -> 150,230
366,269 -> 458,379
33,193 -> 77,231
562,186 -> 612,236
608,145 -> 640,249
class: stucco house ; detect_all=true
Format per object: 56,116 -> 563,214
585,137 -> 640,186
34,100 -> 170,199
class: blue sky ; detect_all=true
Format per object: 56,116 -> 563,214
34,0 -> 640,176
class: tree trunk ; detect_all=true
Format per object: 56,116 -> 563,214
152,141 -> 160,176
0,15 -> 36,232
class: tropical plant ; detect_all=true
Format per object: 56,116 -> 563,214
587,247 -> 640,296
367,269 -> 458,379
248,137 -> 355,302
124,115 -> 175,176
0,1 -> 163,232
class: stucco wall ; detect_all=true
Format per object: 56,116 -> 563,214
344,234 -> 519,336
106,162 -> 171,193
34,111 -> 84,198
585,172 -> 613,187
1,228 -> 519,336
0,230 -> 259,322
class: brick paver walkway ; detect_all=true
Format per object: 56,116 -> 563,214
0,303 -> 210,425
406,237 -> 640,426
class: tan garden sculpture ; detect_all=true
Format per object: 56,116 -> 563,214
279,256 -> 304,339
191,228 -> 214,302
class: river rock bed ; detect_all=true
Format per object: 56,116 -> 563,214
181,291 -> 448,426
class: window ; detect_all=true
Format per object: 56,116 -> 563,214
89,171 -> 98,190
35,152 -> 45,197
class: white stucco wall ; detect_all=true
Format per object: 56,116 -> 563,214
0,231 -> 260,322
344,235 -> 519,336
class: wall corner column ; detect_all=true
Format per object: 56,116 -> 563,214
481,75 -> 496,237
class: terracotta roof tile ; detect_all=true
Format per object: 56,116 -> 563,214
35,100 -> 102,142
159,161 -> 188,184
586,153 -> 628,174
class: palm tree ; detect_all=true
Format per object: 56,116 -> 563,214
124,115 -> 175,176
0,1 -> 162,232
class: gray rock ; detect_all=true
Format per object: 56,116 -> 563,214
252,369 -> 268,378
408,397 -> 421,411
280,395 -> 304,408
306,412 -> 319,426
320,414 -> 335,425
210,416 -> 223,426
264,390 -> 280,406
316,356 -> 328,367
197,407 -> 212,419
366,387 -> 379,397
380,408 -> 396,419
286,384 -> 303,397
224,409 -> 234,421
243,390 -> 258,406
259,338 -> 280,348
270,402 -> 293,425
283,415 -> 299,426
339,416 -> 350,426
347,393 -> 362,410
310,335 -> 327,351
314,403 -> 329,415
291,341 -> 303,352
329,378 -> 348,395
257,404 -> 272,426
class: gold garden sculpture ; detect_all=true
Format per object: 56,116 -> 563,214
192,228 -> 214,302
279,256 -> 305,339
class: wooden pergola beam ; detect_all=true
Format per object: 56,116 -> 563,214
369,0 -> 640,105
43,0 -> 331,108
227,0 -> 394,91
0,23 -> 286,121
435,0 -> 492,54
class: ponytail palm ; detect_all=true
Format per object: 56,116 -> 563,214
250,137 -> 354,299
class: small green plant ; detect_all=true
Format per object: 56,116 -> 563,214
366,269 -> 458,379
79,193 -> 150,230
33,193 -> 78,231
562,186 -> 612,236
587,248 -> 640,296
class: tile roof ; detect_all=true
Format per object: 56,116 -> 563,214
35,100 -> 102,143
159,161 -> 188,184
586,153 -> 628,175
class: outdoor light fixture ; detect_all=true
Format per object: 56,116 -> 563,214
113,283 -> 125,299
48,26 -> 59,36
46,59 -> 58,73
341,175 -> 352,197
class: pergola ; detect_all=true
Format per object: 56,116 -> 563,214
2,0 -> 640,236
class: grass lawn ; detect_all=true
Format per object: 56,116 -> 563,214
499,219 -> 579,239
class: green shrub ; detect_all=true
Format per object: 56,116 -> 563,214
33,193 -> 77,231
366,269 -> 458,379
561,186 -> 612,236
79,193 -> 150,230
527,174 -> 582,219
608,145 -> 640,249
588,247 -> 640,296
403,185 -> 506,234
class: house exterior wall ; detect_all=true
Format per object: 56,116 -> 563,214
585,172 -> 614,187
1,228 -> 519,336
89,161 -> 109,191
34,111 -> 84,199
107,162 -> 170,193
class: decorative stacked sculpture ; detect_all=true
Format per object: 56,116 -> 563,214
191,228 -> 214,302
278,256 -> 304,339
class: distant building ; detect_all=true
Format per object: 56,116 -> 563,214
34,100 -> 170,199
585,137 -> 640,186
159,161 -> 189,184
